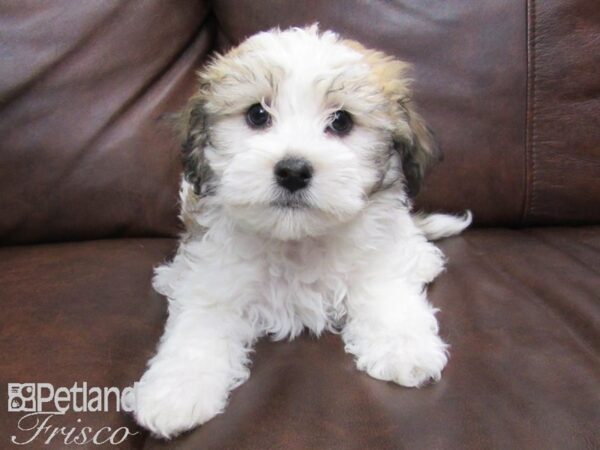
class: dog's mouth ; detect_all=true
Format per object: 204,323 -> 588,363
270,192 -> 311,210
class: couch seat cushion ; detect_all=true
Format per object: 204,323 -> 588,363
1,229 -> 598,449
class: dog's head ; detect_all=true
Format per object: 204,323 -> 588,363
180,26 -> 440,240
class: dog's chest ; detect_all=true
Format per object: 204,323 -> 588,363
251,239 -> 349,337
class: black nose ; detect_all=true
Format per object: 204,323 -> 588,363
274,157 -> 313,192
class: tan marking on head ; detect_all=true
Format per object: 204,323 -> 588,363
341,39 -> 440,196
341,39 -> 411,103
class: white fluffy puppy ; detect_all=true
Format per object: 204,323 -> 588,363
128,26 -> 471,438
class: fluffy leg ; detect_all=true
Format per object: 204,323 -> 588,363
126,304 -> 255,439
343,277 -> 448,388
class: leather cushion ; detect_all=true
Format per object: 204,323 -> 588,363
1,229 -> 598,449
0,0 -> 212,245
3,0 -> 599,247
212,0 -> 600,226
212,0 -> 528,226
523,0 -> 600,225
0,238 -> 174,448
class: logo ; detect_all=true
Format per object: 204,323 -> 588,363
8,384 -> 36,412
7,382 -> 139,446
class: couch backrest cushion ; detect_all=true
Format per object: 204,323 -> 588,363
0,0 -> 212,244
2,1 -> 599,245
212,0 -> 600,226
522,0 -> 600,225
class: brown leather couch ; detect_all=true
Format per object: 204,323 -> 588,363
2,1 -> 599,449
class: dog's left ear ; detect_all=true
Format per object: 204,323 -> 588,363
178,98 -> 215,196
396,105 -> 442,198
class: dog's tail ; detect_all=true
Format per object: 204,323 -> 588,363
412,211 -> 472,241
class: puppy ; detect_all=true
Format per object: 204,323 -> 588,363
127,26 -> 471,438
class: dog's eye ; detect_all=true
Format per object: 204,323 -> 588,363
327,110 -> 353,135
246,103 -> 271,128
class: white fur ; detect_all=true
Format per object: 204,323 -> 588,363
413,211 -> 472,241
126,26 -> 470,439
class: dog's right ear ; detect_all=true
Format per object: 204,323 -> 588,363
178,99 -> 214,196
398,106 -> 442,198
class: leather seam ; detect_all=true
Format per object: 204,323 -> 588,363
524,0 -> 538,223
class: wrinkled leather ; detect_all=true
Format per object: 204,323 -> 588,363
523,0 -> 600,225
212,0 -> 600,227
2,0 -> 600,246
144,228 -> 600,450
1,1 -> 600,449
1,230 -> 598,449
0,239 -> 174,449
0,0 -> 212,245
212,0 -> 529,226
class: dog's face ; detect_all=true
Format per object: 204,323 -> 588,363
181,27 -> 440,240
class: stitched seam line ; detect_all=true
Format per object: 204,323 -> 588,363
523,0 -> 533,223
526,0 -> 539,221
523,0 -> 535,223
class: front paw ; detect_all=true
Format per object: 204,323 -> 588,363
345,331 -> 449,388
125,372 -> 230,439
